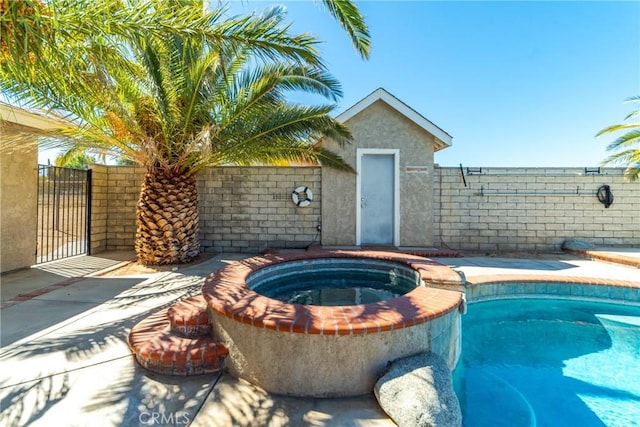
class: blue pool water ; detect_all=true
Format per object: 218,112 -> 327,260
454,298 -> 640,427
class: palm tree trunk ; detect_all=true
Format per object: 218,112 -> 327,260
135,169 -> 200,265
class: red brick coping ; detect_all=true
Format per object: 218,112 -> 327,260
202,250 -> 464,336
128,295 -> 228,376
467,274 -> 640,289
466,274 -> 640,304
564,249 -> 640,269
168,295 -> 212,337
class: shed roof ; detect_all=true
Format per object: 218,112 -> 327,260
337,88 -> 452,151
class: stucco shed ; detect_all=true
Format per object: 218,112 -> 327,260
321,88 -> 452,248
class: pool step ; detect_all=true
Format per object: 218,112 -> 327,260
128,296 -> 227,376
167,295 -> 212,337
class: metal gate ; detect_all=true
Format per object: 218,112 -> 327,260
36,165 -> 92,263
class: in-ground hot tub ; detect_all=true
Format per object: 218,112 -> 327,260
202,250 -> 464,397
248,257 -> 420,306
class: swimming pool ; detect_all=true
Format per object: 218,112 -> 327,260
454,298 -> 640,427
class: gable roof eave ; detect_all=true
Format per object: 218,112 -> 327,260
336,88 -> 452,151
0,103 -> 75,132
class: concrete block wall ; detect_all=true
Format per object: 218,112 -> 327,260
89,164 -> 108,253
434,167 -> 640,252
198,166 -> 321,253
91,164 -> 636,256
94,166 -> 321,253
104,167 -> 143,250
87,165 -> 143,251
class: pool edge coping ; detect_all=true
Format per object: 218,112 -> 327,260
465,275 -> 640,305
467,275 -> 640,288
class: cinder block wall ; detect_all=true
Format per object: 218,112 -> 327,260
92,165 -> 637,255
105,166 -> 144,250
95,166 -> 321,253
198,167 -> 321,253
89,164 -> 109,253
434,167 -> 640,252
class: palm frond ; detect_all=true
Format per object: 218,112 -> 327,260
604,129 -> 640,151
601,150 -> 640,181
226,142 -> 353,172
596,123 -> 640,137
624,110 -> 640,121
319,0 -> 370,59
2,0 -> 353,177
275,65 -> 343,101
207,103 -> 350,172
306,145 -> 354,171
211,5 -> 323,67
596,96 -> 640,181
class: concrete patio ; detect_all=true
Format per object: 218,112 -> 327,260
1,248 -> 638,426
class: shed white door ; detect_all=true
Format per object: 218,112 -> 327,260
360,154 -> 396,245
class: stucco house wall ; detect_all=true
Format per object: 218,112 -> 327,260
0,123 -> 38,272
1,104 -> 74,273
321,95 -> 446,247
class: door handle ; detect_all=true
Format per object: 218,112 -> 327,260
361,197 -> 365,208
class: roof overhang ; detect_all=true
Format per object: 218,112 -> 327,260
0,103 -> 73,131
337,88 -> 452,151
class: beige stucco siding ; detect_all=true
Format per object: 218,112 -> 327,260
1,124 -> 38,272
322,100 -> 436,246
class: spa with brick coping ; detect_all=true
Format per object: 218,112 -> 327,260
202,250 -> 465,397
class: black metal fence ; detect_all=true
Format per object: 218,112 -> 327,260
36,165 -> 92,263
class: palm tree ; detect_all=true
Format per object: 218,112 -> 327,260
597,96 -> 640,181
1,0 -> 356,264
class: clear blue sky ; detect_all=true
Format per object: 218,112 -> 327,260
226,0 -> 640,168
